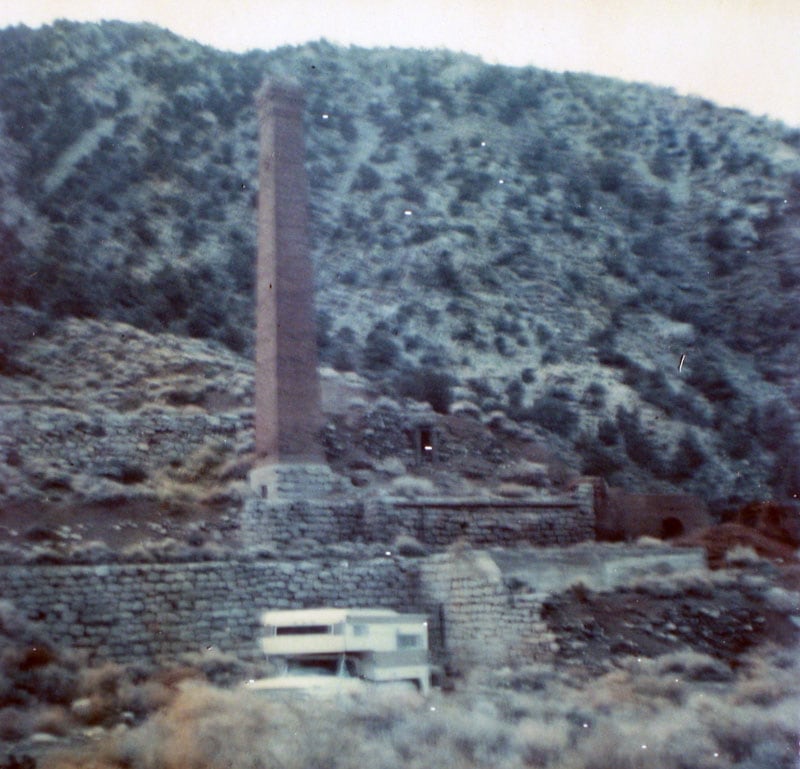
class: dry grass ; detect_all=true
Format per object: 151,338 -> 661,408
40,644 -> 799,769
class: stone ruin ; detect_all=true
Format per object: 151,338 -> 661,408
0,78 -> 714,675
242,77 -> 704,552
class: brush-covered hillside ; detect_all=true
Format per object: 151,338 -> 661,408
1,20 -> 799,506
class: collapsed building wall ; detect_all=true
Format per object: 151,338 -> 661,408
417,544 -> 707,672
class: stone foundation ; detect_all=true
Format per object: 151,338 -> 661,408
364,490 -> 595,548
241,497 -> 366,544
242,486 -> 596,548
248,462 -> 340,500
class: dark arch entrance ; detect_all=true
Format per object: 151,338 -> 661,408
660,516 -> 685,540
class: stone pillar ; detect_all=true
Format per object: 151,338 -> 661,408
250,79 -> 333,499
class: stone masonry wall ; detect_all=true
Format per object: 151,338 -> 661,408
419,550 -> 556,671
0,405 -> 246,486
243,489 -> 595,549
0,544 -> 702,671
241,498 -> 368,544
0,557 -> 418,663
364,493 -> 595,548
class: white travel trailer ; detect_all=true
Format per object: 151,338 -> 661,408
247,607 -> 431,696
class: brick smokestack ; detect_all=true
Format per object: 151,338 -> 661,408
253,79 -> 324,464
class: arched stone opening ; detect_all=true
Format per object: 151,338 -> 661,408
660,516 -> 685,540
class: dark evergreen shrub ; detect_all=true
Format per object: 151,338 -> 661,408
650,146 -> 676,180
753,399 -> 794,452
577,431 -> 624,477
363,324 -> 400,371
596,159 -> 626,193
350,163 -> 381,192
582,381 -> 607,409
540,345 -> 561,365
529,391 -> 579,437
394,366 -> 454,414
415,147 -> 444,179
668,430 -> 706,480
685,361 -> 736,402
597,418 -> 619,446
494,335 -> 513,356
616,406 -> 660,470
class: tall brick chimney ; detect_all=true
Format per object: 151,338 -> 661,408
249,79 -> 333,499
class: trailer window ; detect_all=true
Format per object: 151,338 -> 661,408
353,624 -> 369,637
397,633 -> 422,649
275,625 -> 331,636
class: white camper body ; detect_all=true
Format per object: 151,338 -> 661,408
255,608 -> 430,695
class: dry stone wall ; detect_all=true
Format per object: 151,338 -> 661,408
241,498 -> 368,544
416,544 -> 706,671
419,551 -> 556,670
364,493 -> 595,547
242,483 -> 595,549
0,557 -> 418,663
0,543 -> 705,671
0,404 -> 247,491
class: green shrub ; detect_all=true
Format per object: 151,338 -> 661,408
616,405 -> 661,471
582,382 -> 607,410
668,430 -> 707,480
528,391 -> 579,437
597,418 -> 619,446
650,146 -> 676,180
753,399 -> 794,452
394,366 -> 454,414
363,324 -> 400,371
580,437 -> 624,477
685,359 -> 737,403
350,163 -> 382,192
415,147 -> 444,179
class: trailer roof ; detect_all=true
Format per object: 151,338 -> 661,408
260,608 -> 426,626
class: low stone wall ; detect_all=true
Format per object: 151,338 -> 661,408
364,492 -> 595,548
241,498 -> 368,544
0,557 -> 418,663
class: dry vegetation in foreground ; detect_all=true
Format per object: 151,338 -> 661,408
0,601 -> 262,755
39,644 -> 799,769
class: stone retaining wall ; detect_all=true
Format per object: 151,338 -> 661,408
243,483 -> 596,549
0,557 -> 418,663
364,492 -> 595,547
0,405 -> 246,484
241,498 -> 368,544
0,544 -> 705,671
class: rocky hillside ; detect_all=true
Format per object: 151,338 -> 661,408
1,20 -> 799,505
